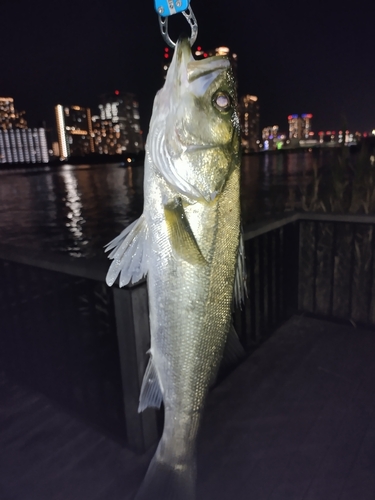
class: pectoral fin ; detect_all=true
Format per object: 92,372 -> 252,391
164,198 -> 206,265
105,214 -> 148,287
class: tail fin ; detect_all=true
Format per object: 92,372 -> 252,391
134,453 -> 196,500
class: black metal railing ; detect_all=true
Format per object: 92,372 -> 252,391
1,212 -> 374,451
234,214 -> 300,351
0,246 -> 158,453
298,213 -> 375,327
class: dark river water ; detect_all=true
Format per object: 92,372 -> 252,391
0,149 -> 338,258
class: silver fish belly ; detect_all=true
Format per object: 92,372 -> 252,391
105,38 -> 244,500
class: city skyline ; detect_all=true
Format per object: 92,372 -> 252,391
1,0 -> 374,136
2,61 -> 373,140
0,91 -> 372,163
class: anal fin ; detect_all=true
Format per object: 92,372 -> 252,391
138,355 -> 163,413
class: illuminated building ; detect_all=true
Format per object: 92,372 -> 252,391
0,96 -> 49,164
288,113 -> 313,140
302,114 -> 313,138
238,95 -> 259,152
262,125 -> 282,150
288,114 -> 302,140
162,45 -> 238,80
92,91 -> 143,155
0,128 -> 49,164
195,46 -> 238,80
318,130 -> 355,145
329,131 -> 336,142
52,142 -> 60,157
262,126 -> 279,140
162,47 -> 172,80
55,104 -> 94,159
0,97 -> 27,130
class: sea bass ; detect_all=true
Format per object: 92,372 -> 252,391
105,38 -> 245,500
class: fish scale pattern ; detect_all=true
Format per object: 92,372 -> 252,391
144,163 -> 240,461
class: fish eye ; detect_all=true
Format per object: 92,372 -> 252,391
213,92 -> 231,112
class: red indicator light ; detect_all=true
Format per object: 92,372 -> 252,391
115,90 -> 120,95
164,53 -> 169,59
203,52 -> 208,57
164,47 -> 169,52
197,46 -> 202,50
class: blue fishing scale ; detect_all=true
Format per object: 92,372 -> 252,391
154,0 -> 198,48
154,0 -> 190,17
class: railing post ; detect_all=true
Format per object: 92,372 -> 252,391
283,220 -> 300,316
112,283 -> 159,453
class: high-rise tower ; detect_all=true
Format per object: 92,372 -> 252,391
92,91 -> 143,155
0,97 -> 27,130
0,96 -> 48,164
238,95 -> 260,152
288,114 -> 313,140
55,105 -> 94,159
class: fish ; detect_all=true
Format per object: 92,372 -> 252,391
105,37 -> 245,500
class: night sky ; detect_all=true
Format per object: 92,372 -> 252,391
2,0 -> 374,136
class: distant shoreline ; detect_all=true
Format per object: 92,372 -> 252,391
0,151 -> 146,170
244,143 -> 360,156
0,142 -> 368,170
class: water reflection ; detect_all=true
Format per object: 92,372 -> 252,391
60,165 -> 86,256
0,152 -> 340,257
241,150 -> 324,225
